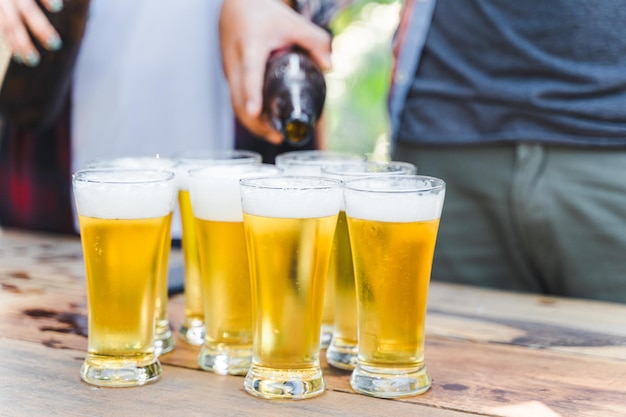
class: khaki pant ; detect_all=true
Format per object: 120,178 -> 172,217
395,142 -> 626,303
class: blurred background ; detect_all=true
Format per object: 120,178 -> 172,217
324,0 -> 402,161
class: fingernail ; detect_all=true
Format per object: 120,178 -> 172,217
46,34 -> 63,51
25,51 -> 40,67
12,52 -> 24,64
48,0 -> 63,12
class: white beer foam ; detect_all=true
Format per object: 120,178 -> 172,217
240,176 -> 342,219
174,151 -> 262,191
344,177 -> 445,222
189,164 -> 280,222
73,170 -> 176,219
322,161 -> 418,211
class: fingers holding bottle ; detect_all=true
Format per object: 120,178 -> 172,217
219,3 -> 282,145
219,0 -> 331,144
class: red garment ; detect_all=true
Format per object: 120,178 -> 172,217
0,97 -> 76,235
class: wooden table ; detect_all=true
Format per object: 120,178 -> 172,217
1,229 -> 625,417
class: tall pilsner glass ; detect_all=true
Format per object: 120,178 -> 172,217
73,168 -> 176,387
275,150 -> 366,348
189,163 -> 279,375
240,176 -> 342,400
321,161 -> 417,370
344,175 -> 445,398
174,150 -> 262,345
85,155 -> 177,356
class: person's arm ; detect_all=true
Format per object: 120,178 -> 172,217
219,0 -> 332,144
0,0 -> 62,66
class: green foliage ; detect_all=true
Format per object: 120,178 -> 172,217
330,0 -> 400,35
324,0 -> 401,159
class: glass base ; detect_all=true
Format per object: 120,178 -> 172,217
320,324 -> 333,349
178,318 -> 205,346
244,364 -> 325,400
198,344 -> 252,375
80,353 -> 162,388
154,323 -> 175,356
326,337 -> 358,370
350,363 -> 431,399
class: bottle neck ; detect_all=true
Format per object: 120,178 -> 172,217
283,112 -> 314,146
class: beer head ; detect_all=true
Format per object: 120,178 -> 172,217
72,169 -> 176,219
189,164 -> 281,222
239,176 -> 342,219
173,149 -> 262,191
343,175 -> 446,222
321,161 -> 417,211
275,150 -> 367,175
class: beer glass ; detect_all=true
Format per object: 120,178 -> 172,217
189,163 -> 279,375
275,150 -> 367,348
321,161 -> 417,370
86,155 -> 177,356
240,176 -> 342,400
174,150 -> 262,345
73,168 -> 176,387
344,175 -> 445,398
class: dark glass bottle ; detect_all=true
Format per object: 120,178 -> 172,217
0,0 -> 90,132
262,46 -> 326,147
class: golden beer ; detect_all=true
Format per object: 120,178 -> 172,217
74,168 -> 176,387
344,175 -> 445,399
325,210 -> 358,368
244,214 -> 336,368
175,150 -> 262,345
189,163 -> 277,375
322,161 -> 417,370
154,212 -> 174,355
81,215 -> 171,358
275,150 -> 367,348
349,218 -> 439,365
195,219 -> 253,374
240,175 -> 342,400
178,189 -> 205,345
85,155 -> 177,355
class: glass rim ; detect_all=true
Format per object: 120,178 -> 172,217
320,160 -> 417,176
275,150 -> 367,165
72,168 -> 175,184
188,163 -> 278,178
343,175 -> 445,193
239,175 -> 343,190
173,149 -> 262,164
85,154 -> 176,169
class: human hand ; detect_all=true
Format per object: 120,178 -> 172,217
219,0 -> 332,145
0,0 -> 63,66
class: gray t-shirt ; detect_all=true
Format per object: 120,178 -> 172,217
397,0 -> 626,146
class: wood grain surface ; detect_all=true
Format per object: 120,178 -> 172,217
1,229 -> 625,417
